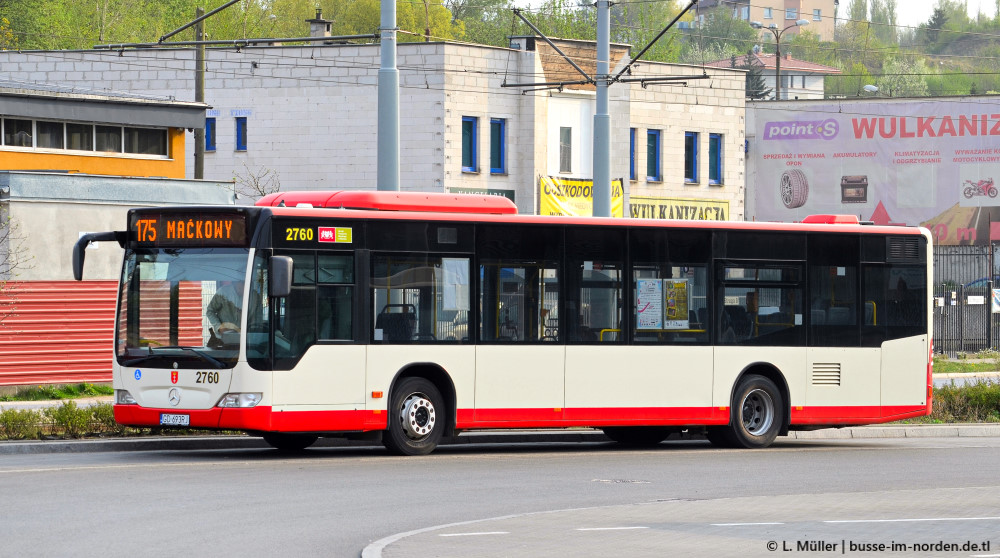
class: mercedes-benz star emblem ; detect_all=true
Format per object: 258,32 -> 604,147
168,388 -> 181,406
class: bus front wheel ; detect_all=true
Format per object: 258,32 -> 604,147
383,377 -> 445,456
713,374 -> 783,449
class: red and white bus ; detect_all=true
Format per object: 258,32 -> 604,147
73,191 -> 932,454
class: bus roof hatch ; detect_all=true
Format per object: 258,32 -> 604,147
801,214 -> 861,225
256,190 -> 518,215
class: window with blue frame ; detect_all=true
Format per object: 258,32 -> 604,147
646,129 -> 661,181
205,117 -> 216,151
490,118 -> 506,174
462,116 -> 478,172
684,131 -> 698,183
709,133 -> 723,185
235,117 -> 247,151
629,128 -> 636,181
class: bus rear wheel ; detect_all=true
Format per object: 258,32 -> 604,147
262,433 -> 318,452
715,374 -> 784,449
383,377 -> 445,456
602,426 -> 671,446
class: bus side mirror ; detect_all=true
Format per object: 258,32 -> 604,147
72,231 -> 122,280
270,256 -> 293,298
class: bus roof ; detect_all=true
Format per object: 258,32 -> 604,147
256,190 -> 518,215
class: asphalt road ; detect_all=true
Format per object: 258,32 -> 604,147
2,436 -> 999,558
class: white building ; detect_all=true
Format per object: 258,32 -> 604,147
0,38 -> 747,218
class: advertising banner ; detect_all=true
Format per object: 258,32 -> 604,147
751,99 -> 1000,245
630,196 -> 730,221
539,177 -> 624,217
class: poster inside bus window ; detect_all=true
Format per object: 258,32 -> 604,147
663,279 -> 690,329
636,279 -> 663,329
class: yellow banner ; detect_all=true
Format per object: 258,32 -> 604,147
539,177 -> 624,217
629,196 -> 729,221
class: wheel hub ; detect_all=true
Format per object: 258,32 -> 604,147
400,393 -> 436,440
740,388 -> 774,436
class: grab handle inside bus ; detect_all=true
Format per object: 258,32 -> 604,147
72,231 -> 125,281
270,256 -> 293,298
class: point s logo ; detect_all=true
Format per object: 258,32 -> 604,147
171,371 -> 178,384
764,119 -> 839,141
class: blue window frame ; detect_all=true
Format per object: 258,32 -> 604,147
462,116 -> 478,172
646,129 -> 661,181
709,133 -> 723,185
684,131 -> 698,183
490,118 -> 506,174
629,128 -> 636,181
235,117 -> 247,151
205,117 -> 216,151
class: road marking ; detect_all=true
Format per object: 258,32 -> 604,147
825,516 -> 1000,524
576,526 -> 649,531
439,532 -> 509,537
712,522 -> 785,526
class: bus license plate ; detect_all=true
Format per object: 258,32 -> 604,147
160,414 -> 190,426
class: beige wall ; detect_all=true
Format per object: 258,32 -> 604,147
627,64 -> 747,220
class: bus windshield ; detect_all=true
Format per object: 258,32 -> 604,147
117,247 -> 251,369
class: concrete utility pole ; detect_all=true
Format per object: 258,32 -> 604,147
378,0 -> 400,191
194,7 -> 205,179
592,0 -> 611,218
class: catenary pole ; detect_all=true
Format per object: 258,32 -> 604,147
378,0 -> 400,191
194,7 -> 205,180
592,0 -> 611,217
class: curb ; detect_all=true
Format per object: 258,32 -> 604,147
2,424 -> 998,455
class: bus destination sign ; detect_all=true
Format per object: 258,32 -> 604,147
130,213 -> 249,247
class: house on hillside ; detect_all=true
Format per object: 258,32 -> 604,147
704,52 -> 841,100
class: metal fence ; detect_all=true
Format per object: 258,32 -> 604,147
934,245 -> 1000,356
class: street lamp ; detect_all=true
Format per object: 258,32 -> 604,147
751,18 -> 809,100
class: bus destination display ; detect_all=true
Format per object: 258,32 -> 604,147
130,213 -> 248,247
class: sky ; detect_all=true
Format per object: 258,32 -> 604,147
894,1 -> 995,30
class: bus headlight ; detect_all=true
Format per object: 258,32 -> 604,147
115,390 -> 137,405
217,393 -> 263,408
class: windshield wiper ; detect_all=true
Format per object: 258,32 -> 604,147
123,346 -> 227,368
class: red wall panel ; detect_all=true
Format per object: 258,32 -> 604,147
0,281 -> 118,386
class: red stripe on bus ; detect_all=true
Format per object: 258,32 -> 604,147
115,403 -> 929,433
791,405 -> 929,425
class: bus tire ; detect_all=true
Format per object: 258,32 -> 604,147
262,433 -> 318,452
602,426 -> 671,446
383,377 -> 445,456
780,170 -> 808,208
724,374 -> 783,449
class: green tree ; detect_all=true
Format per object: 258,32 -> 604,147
730,51 -> 771,100
0,15 -> 16,49
610,0 -> 682,62
869,0 -> 897,44
679,5 -> 757,64
335,0 -> 462,42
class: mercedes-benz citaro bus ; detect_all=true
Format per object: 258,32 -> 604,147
72,190 -> 932,455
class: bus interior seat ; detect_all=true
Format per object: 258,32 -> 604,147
376,304 -> 416,341
827,306 -> 851,325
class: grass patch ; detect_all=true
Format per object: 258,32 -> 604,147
0,383 -> 113,402
932,360 -> 1000,374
